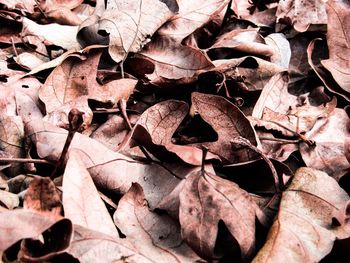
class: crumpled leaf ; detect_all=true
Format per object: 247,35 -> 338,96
191,92 -> 258,164
321,0 -> 350,93
98,0 -> 178,63
253,167 -> 350,262
211,56 -> 285,91
179,168 -> 263,260
252,72 -> 298,119
0,210 -> 71,253
63,150 -> 118,237
131,100 -> 219,165
300,108 -> 350,180
276,0 -> 327,32
158,0 -> 230,42
114,183 -> 201,262
0,189 -> 19,209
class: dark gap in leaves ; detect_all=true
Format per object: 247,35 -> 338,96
339,171 -> 350,195
172,114 -> 218,145
3,240 -> 21,261
215,220 -> 243,263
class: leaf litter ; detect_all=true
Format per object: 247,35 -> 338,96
1,0 -> 350,262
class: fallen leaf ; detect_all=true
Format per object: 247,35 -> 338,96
98,0 -> 177,63
179,168 -> 262,260
131,99 -> 219,165
252,72 -> 298,119
67,224 -> 153,263
158,0 -> 230,42
23,176 -> 62,218
114,183 -> 201,262
321,0 -> 350,93
276,0 -> 327,32
212,56 -> 285,91
62,150 -> 118,237
300,108 -> 350,180
0,190 -> 19,209
0,210 -> 70,253
136,37 -> 214,83
191,92 -> 258,164
253,167 -> 350,262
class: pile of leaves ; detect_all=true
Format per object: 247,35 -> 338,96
1,0 -> 350,262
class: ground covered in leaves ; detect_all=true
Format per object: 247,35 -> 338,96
1,0 -> 350,262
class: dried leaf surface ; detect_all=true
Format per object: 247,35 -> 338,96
179,169 -> 261,260
98,0 -> 177,62
253,167 -> 350,262
114,183 -> 201,262
191,92 -> 258,163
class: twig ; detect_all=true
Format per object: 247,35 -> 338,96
258,137 -> 300,144
50,109 -> 83,179
0,158 -> 51,164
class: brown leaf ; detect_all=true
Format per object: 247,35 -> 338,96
208,28 -> 276,58
62,150 -> 118,237
23,117 -> 199,209
67,224 -> 153,263
24,177 -> 62,218
276,0 -> 327,32
137,37 -> 214,83
252,72 -> 298,119
191,92 -> 258,164
39,49 -> 137,128
114,183 -> 201,262
321,0 -> 350,93
0,210 -> 70,253
98,0 -> 177,63
300,108 -> 350,180
307,38 -> 350,101
132,100 -> 219,165
179,169 -> 261,260
212,56 -> 285,91
158,0 -> 230,42
253,167 -> 350,262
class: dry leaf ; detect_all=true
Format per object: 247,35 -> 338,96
24,176 -> 62,218
321,0 -> 350,93
62,150 -> 118,237
158,0 -> 230,42
300,108 -> 350,180
114,183 -> 201,262
276,0 -> 327,32
132,99 -> 219,165
253,167 -> 350,262
98,0 -> 177,63
179,168 -> 261,260
191,92 -> 258,164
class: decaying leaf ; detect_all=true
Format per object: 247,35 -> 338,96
253,167 -> 350,262
24,176 -> 62,217
179,168 -> 262,261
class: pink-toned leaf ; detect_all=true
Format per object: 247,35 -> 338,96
191,92 -> 258,164
114,183 -> 201,262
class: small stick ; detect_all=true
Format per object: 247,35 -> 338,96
0,158 -> 51,164
50,109 -> 83,179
